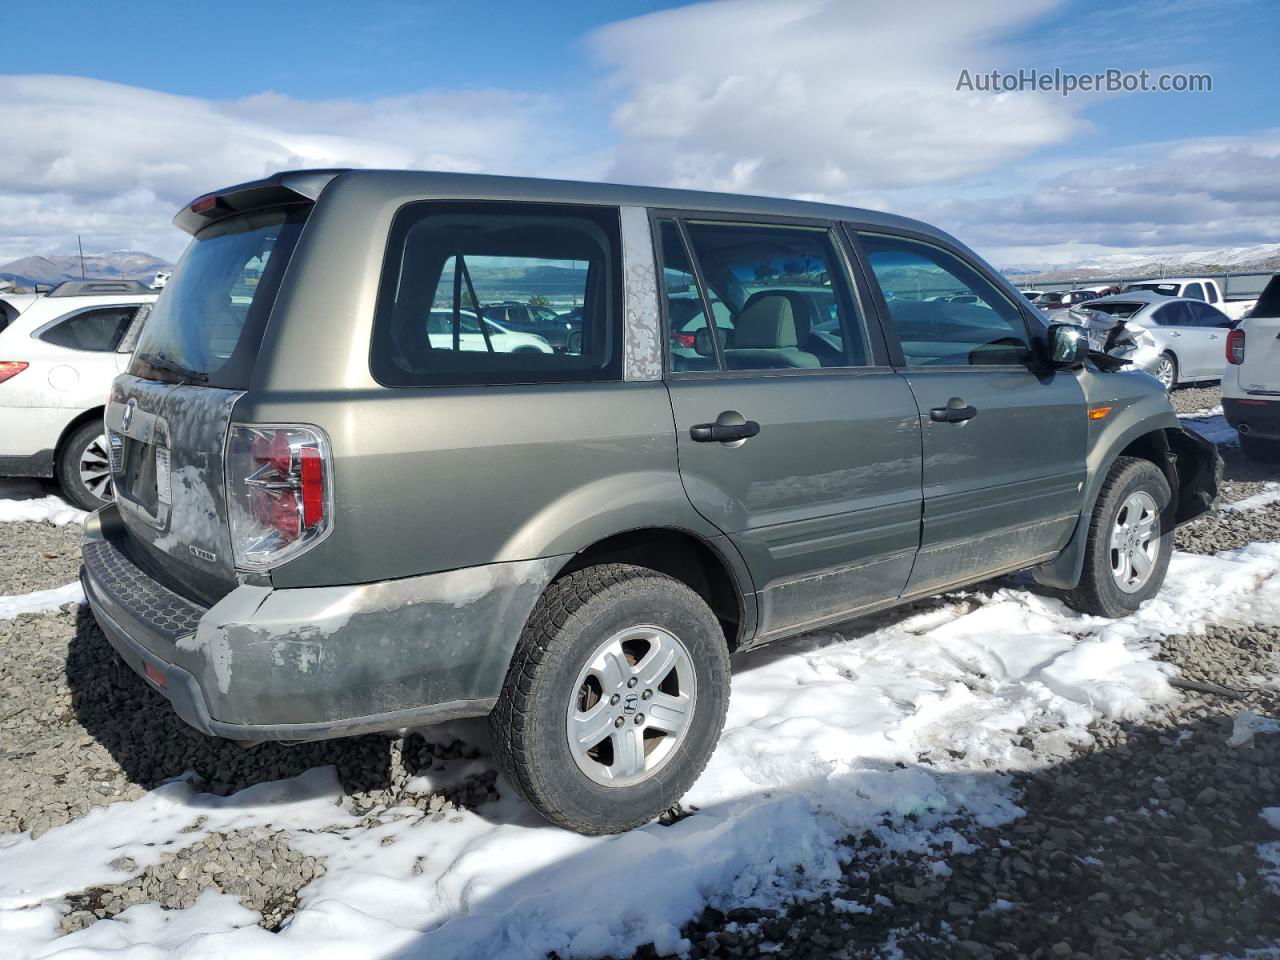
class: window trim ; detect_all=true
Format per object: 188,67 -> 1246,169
849,225 -> 1048,373
368,199 -> 625,389
31,302 -> 144,353
648,207 -> 882,379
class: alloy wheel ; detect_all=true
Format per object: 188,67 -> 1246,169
566,625 -> 697,787
1109,490 -> 1159,593
78,433 -> 113,502
1155,356 -> 1175,389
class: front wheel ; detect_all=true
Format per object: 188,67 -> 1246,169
490,564 -> 730,835
57,421 -> 114,511
1061,457 -> 1173,618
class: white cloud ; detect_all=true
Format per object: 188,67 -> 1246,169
589,0 -> 1085,196
0,75 -> 595,261
912,131 -> 1280,267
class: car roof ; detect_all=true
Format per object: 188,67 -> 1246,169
186,168 -> 946,241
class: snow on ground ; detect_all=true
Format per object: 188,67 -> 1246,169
1225,483 -> 1280,514
3,542 -> 1278,960
0,496 -> 86,527
0,581 -> 84,620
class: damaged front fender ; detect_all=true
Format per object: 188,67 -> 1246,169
1167,425 -> 1222,525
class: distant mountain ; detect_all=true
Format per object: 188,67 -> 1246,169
1005,243 -> 1280,285
0,251 -> 172,290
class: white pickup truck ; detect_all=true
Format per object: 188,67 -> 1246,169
1121,277 -> 1257,321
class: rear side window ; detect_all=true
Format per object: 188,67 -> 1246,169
1153,302 -> 1193,326
658,218 -> 867,373
858,232 -> 1031,367
131,207 -> 308,388
370,202 -> 622,387
1206,284 -> 1218,304
38,305 -> 139,351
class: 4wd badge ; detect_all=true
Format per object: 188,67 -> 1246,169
189,545 -> 217,564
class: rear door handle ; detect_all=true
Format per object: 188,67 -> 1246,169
690,420 -> 761,443
929,400 -> 978,423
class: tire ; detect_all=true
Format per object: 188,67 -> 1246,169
57,420 -> 114,511
490,563 -> 731,835
1154,352 -> 1178,391
1240,434 -> 1280,463
1061,457 -> 1173,618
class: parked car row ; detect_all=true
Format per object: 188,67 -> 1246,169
73,168 -> 1228,836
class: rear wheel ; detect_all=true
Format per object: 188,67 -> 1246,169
1154,352 -> 1178,390
1240,434 -> 1280,463
57,420 -> 113,511
1061,457 -> 1173,618
490,564 -> 730,834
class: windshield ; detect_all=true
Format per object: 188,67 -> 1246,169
130,207 -> 307,387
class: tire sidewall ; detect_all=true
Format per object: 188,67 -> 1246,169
58,421 -> 112,511
520,578 -> 729,831
1089,461 -> 1173,614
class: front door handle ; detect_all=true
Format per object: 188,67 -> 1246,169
690,420 -> 761,443
929,399 -> 978,423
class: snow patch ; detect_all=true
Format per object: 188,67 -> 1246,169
0,581 -> 84,620
1224,483 -> 1280,514
0,495 -> 86,526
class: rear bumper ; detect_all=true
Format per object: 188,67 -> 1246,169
1223,396 -> 1280,441
81,503 -> 562,742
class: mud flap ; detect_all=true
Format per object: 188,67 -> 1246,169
1167,426 -> 1222,526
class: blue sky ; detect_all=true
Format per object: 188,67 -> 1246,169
2,0 -> 1277,267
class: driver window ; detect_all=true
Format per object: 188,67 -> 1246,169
858,232 -> 1031,367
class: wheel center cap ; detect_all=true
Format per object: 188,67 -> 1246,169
621,693 -> 640,715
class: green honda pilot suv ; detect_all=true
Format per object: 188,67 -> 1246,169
81,170 -> 1219,834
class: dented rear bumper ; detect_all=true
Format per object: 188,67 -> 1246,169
81,503 -> 562,742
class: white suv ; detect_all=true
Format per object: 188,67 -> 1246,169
0,280 -> 157,508
1223,276 -> 1280,462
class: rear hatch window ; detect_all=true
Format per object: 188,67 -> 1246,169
130,207 -> 308,388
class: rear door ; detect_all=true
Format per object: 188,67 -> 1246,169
1153,301 -> 1216,378
657,215 -> 923,643
853,228 -> 1086,598
108,204 -> 310,605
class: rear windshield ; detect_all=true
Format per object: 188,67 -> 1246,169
370,201 -> 622,387
130,207 -> 308,388
1083,301 -> 1142,318
1124,283 -> 1179,297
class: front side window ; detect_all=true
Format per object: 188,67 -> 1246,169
371,202 -> 621,387
1183,282 -> 1205,301
858,232 -> 1031,367
39,305 -> 139,351
658,218 -> 867,372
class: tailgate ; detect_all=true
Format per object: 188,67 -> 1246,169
1238,317 -> 1280,395
107,375 -> 242,604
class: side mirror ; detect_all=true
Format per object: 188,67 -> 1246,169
1047,322 -> 1088,367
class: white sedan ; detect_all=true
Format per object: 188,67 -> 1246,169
426,310 -> 554,353
0,281 -> 156,509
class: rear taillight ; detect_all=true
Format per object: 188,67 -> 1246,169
0,361 -> 28,384
1226,329 -> 1246,364
226,424 -> 332,571
672,332 -> 696,348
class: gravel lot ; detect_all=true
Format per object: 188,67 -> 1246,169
1,384 -> 1277,958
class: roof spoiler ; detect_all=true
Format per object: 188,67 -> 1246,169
173,169 -> 348,235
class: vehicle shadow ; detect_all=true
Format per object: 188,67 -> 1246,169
381,708 -> 1280,960
66,605 -> 431,801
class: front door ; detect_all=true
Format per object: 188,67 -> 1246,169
656,216 -> 924,643
855,229 -> 1087,597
